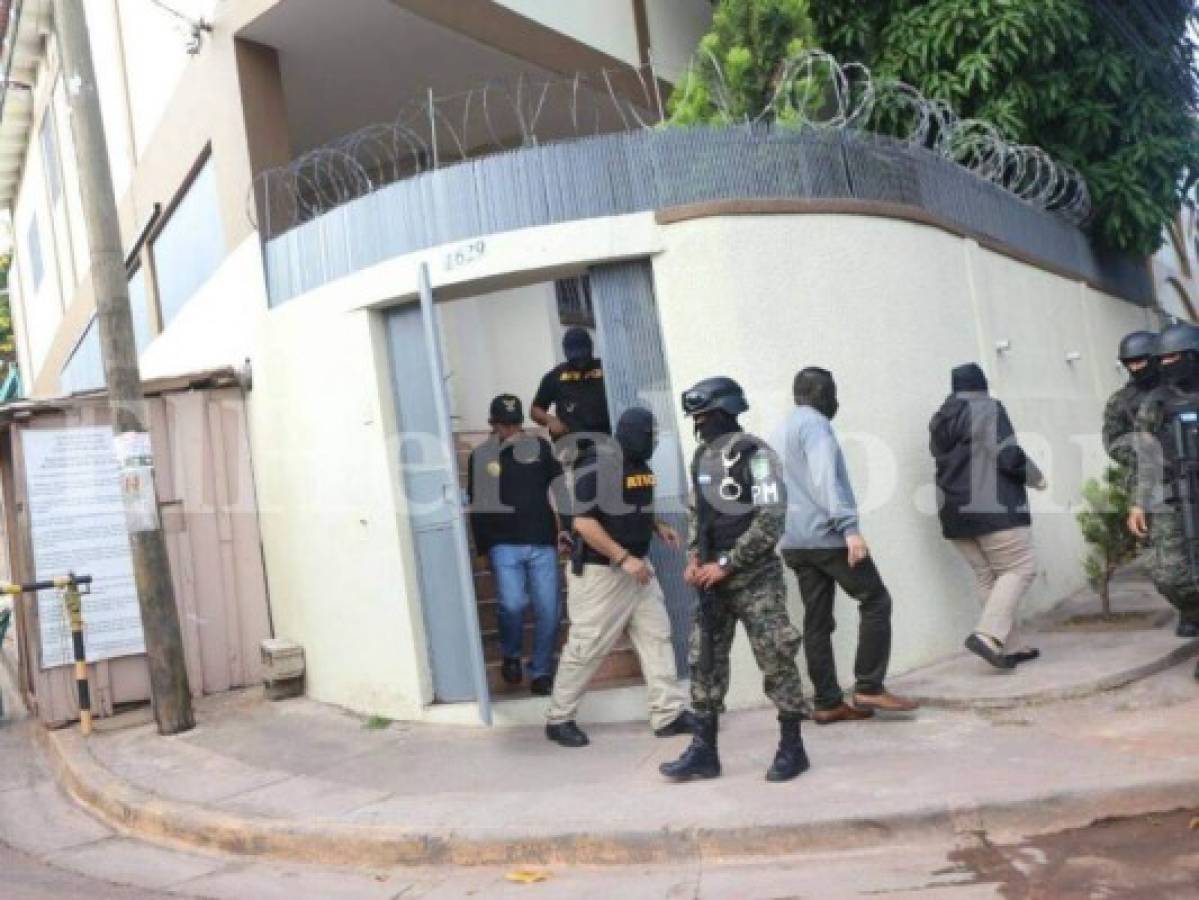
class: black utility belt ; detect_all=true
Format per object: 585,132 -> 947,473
581,553 -> 646,567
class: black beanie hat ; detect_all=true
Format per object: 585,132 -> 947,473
951,363 -> 989,393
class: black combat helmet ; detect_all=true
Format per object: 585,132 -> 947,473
1118,331 -> 1157,362
1153,323 -> 1199,357
1154,323 -> 1199,391
681,376 -> 749,417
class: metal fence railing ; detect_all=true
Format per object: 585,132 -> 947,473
262,125 -> 1151,308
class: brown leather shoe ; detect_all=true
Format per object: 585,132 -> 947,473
853,690 -> 919,713
812,702 -> 874,725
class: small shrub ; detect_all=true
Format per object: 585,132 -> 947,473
1077,464 -> 1139,616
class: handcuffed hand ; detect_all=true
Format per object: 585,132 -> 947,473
621,554 -> 653,585
1127,506 -> 1149,539
846,534 -> 870,568
694,562 -> 729,590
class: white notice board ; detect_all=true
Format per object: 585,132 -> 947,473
21,427 -> 145,668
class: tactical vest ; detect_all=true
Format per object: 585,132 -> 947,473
691,434 -> 781,557
1115,383 -> 1149,428
1159,391 -> 1199,486
580,455 -> 656,563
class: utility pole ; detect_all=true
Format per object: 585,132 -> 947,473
52,0 -> 194,735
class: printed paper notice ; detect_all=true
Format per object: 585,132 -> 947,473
21,427 -> 145,668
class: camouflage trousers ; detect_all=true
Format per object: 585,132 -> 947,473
1149,512 -> 1199,620
688,558 -> 805,717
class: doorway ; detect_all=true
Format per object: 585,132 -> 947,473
385,259 -> 693,715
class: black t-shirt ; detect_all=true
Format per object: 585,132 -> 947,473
466,434 -> 564,555
532,360 -> 611,440
574,448 -> 656,562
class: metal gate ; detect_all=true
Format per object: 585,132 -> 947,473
589,261 -> 693,673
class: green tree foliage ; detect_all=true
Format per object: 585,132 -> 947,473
0,254 -> 14,363
668,0 -> 815,125
808,0 -> 1199,256
1076,464 -> 1140,616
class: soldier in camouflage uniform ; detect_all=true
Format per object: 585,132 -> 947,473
1128,323 -> 1199,640
1102,331 -> 1158,475
659,377 -> 810,783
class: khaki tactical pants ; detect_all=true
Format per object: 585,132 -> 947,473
951,527 -> 1037,651
546,564 -> 688,730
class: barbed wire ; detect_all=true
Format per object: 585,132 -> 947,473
248,50 -> 1091,239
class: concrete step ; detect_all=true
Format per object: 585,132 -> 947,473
485,644 -> 643,696
476,596 -> 567,632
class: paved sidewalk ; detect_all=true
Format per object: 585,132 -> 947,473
892,567 -> 1197,707
36,574 -> 1199,869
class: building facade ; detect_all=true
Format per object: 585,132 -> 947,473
0,1 -> 1172,727
1,0 -> 713,399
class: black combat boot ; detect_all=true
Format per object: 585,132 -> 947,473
659,715 -> 720,780
765,714 -> 810,783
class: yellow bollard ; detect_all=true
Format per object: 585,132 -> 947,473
60,580 -> 92,737
3,575 -> 94,735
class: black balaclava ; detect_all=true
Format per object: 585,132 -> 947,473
1164,352 -> 1199,391
695,409 -> 740,445
793,367 -> 839,419
563,327 -> 594,370
950,363 -> 989,394
615,407 -> 656,463
1130,359 -> 1160,391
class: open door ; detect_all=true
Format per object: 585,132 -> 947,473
590,261 -> 694,673
386,265 -> 491,722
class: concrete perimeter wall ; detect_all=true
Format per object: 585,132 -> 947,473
250,210 -> 1152,721
651,213 -> 1152,710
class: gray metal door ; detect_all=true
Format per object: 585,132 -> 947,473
385,266 -> 491,720
589,261 -> 693,673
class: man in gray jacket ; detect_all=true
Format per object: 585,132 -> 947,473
773,368 -> 917,724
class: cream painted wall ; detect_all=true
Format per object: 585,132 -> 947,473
645,0 -> 712,81
117,0 -> 217,158
650,215 -> 1153,711
138,235 -> 269,381
83,0 -> 136,200
494,0 -> 640,67
248,288 -> 431,720
438,283 -> 559,434
251,210 -> 1150,723
249,214 -> 659,719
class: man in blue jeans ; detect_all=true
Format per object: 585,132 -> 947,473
467,394 -> 571,695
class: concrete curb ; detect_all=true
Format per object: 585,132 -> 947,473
35,724 -> 1199,869
898,637 -> 1199,711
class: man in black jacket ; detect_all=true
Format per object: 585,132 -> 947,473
929,364 -> 1047,670
467,395 -> 571,695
